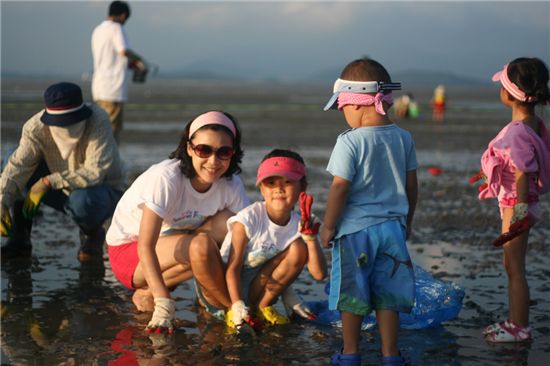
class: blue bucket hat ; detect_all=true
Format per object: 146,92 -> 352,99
40,82 -> 92,126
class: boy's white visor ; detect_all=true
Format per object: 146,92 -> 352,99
323,78 -> 402,111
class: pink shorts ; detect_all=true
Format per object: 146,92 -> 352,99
108,242 -> 139,290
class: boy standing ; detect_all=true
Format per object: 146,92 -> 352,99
320,58 -> 418,366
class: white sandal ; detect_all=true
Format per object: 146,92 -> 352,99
483,320 -> 507,335
485,320 -> 532,343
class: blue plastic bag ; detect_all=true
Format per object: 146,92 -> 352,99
303,265 -> 464,330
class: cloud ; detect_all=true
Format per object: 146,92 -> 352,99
138,2 -> 361,33
138,3 -> 260,30
279,2 -> 358,30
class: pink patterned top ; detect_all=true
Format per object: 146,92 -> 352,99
479,119 -> 550,207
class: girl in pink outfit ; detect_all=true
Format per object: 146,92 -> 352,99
477,57 -> 550,343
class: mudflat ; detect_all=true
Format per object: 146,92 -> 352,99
1,79 -> 549,365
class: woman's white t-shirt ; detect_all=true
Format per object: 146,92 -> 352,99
106,159 -> 250,246
219,201 -> 301,268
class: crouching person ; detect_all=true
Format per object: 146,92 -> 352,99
0,82 -> 125,262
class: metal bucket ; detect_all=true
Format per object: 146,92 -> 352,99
130,60 -> 149,83
132,68 -> 148,83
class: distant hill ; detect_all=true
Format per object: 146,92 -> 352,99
3,64 -> 489,87
306,67 -> 488,87
160,58 -> 267,81
393,69 -> 488,87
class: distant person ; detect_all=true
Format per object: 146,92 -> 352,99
320,58 -> 418,366
473,57 -> 550,343
431,84 -> 446,122
0,82 -> 125,262
91,0 -> 146,142
394,93 -> 419,119
106,111 -> 249,334
221,149 -> 327,329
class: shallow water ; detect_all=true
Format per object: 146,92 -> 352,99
1,79 -> 549,365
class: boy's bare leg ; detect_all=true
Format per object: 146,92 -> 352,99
341,311 -> 363,354
376,309 -> 399,357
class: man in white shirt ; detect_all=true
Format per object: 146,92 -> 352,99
91,1 -> 145,143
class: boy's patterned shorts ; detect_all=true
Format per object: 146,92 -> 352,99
328,219 -> 415,316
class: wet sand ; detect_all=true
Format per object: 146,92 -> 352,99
1,79 -> 549,365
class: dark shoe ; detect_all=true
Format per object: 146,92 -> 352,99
1,202 -> 32,259
78,227 -> 105,262
331,351 -> 361,366
382,354 -> 410,366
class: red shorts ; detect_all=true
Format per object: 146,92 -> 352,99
108,242 -> 139,290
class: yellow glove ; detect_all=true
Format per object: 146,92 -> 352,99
22,178 -> 50,220
1,205 -> 13,237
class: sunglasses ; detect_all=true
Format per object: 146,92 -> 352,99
188,141 -> 235,160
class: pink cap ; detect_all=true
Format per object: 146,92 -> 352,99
256,156 -> 306,186
189,111 -> 236,138
492,64 -> 536,103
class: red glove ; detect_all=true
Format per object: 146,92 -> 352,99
469,170 -> 488,192
469,170 -> 484,184
299,192 -> 320,241
493,203 -> 531,247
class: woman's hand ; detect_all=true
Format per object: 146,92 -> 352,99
146,297 -> 176,334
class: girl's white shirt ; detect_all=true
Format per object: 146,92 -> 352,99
106,159 -> 249,246
220,201 -> 301,268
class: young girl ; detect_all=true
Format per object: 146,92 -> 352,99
106,111 -> 250,333
220,149 -> 327,328
477,58 -> 550,342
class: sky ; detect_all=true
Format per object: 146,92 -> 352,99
1,1 -> 549,82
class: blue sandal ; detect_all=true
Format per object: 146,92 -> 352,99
382,354 -> 409,366
331,351 -> 361,366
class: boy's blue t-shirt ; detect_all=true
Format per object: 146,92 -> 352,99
326,124 -> 418,238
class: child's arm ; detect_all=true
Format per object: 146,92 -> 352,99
303,238 -> 327,280
298,192 -> 327,280
225,222 -> 248,304
509,169 -> 532,227
492,169 -> 533,247
225,222 -> 251,327
514,169 -> 529,205
320,176 -> 350,247
405,170 -> 418,239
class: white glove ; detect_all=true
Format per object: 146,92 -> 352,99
511,203 -> 528,225
146,297 -> 176,333
231,300 -> 250,327
282,287 -> 316,320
